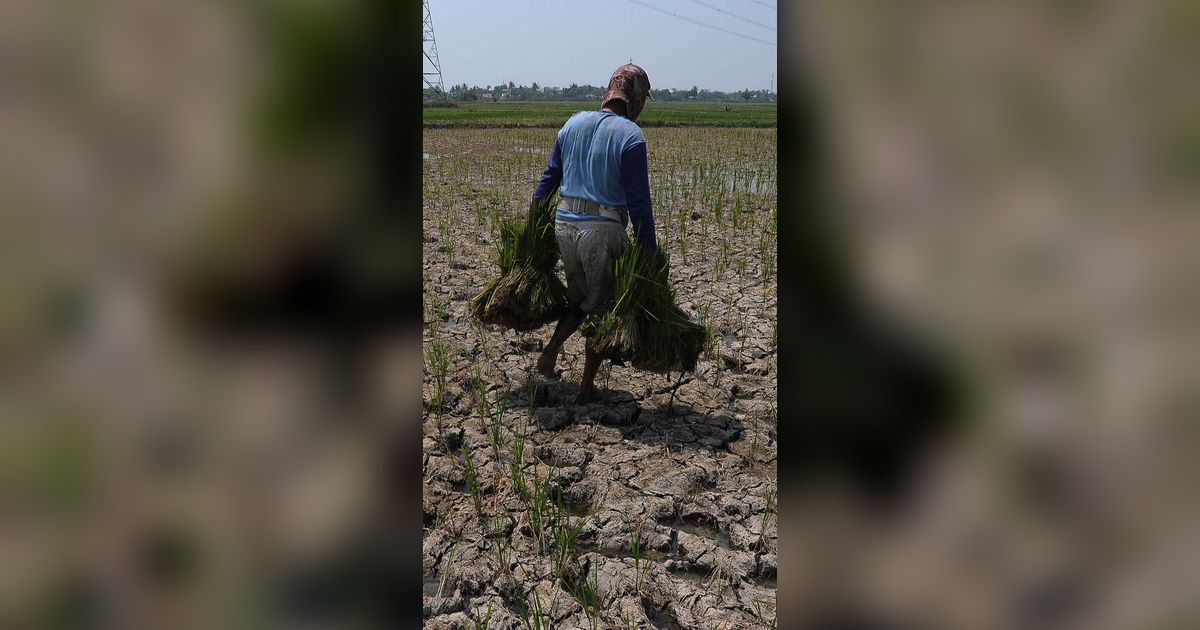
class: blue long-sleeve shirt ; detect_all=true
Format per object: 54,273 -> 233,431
533,111 -> 657,252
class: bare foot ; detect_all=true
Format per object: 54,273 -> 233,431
537,351 -> 558,378
575,385 -> 598,405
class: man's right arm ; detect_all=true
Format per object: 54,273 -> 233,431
533,138 -> 563,200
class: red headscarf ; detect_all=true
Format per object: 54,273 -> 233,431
602,64 -> 652,122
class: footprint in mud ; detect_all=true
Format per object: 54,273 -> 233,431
661,513 -> 733,549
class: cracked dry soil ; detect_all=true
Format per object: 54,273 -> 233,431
424,127 -> 777,628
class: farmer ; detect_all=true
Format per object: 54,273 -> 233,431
531,63 -> 657,403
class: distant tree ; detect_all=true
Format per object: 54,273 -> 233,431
508,80 -> 515,89
741,89 -> 752,102
690,85 -> 699,97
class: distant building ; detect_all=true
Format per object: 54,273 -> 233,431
481,92 -> 494,101
499,88 -> 512,101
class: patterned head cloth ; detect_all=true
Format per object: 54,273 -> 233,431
602,63 -> 652,122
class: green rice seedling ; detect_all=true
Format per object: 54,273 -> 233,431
568,571 -> 602,630
471,191 -> 567,331
706,564 -> 727,604
712,197 -> 725,231
526,463 -> 555,553
719,239 -> 733,276
425,289 -> 449,328
474,200 -> 487,226
759,228 -> 775,281
437,542 -> 459,598
756,490 -> 777,553
471,358 -> 489,415
631,528 -> 650,594
473,378 -> 504,467
440,242 -> 457,267
550,489 -> 599,580
491,513 -> 511,576
521,586 -> 551,630
426,337 -> 449,414
752,598 -> 777,630
749,410 -> 760,463
470,603 -> 493,629
524,369 -> 539,412
487,203 -> 505,237
493,216 -> 522,272
487,395 -> 504,467
461,446 -> 483,520
510,415 -> 529,502
739,307 -> 751,359
582,244 -> 708,374
676,222 -> 688,265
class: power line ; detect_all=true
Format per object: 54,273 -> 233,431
734,0 -> 776,9
680,0 -> 775,31
627,0 -> 776,46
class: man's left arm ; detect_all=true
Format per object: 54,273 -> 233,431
620,142 -> 656,252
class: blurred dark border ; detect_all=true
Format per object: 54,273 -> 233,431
777,4 -> 961,627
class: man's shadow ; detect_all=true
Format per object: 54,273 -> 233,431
501,379 -> 746,453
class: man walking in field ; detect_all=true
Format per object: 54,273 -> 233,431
532,63 -> 657,403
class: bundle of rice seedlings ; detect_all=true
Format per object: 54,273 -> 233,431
583,243 -> 708,373
470,192 -> 567,331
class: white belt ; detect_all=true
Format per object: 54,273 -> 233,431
560,196 -> 626,224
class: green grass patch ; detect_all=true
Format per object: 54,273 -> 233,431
425,101 -> 776,128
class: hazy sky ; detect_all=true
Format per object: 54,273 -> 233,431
425,0 -> 777,93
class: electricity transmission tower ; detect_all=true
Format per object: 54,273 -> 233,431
422,0 -> 446,98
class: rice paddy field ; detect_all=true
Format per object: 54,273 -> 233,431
423,112 -> 778,628
424,100 -> 777,128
